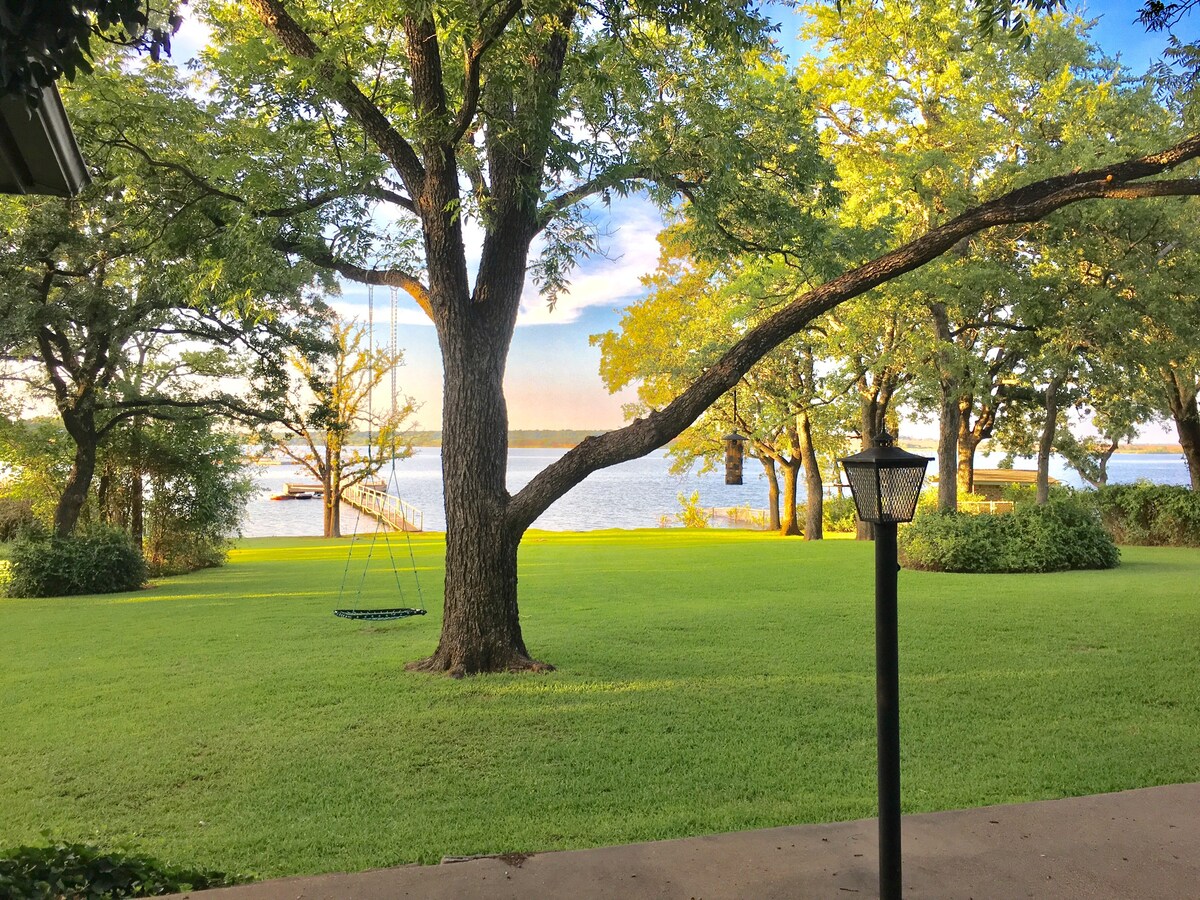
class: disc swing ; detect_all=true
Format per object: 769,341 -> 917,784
333,284 -> 427,623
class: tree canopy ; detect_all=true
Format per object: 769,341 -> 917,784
0,1 -> 183,102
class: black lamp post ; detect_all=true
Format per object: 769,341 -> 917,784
840,431 -> 931,900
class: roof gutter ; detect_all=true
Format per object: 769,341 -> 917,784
0,82 -> 90,197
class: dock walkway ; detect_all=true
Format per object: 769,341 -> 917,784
342,483 -> 423,532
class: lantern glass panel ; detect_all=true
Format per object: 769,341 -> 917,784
844,462 -> 883,522
878,464 -> 926,523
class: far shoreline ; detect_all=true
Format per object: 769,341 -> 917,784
291,428 -> 1186,455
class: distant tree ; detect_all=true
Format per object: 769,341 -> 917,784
137,416 -> 253,574
269,314 -> 416,538
796,0 -> 1177,510
597,231 -> 848,539
0,416 -> 73,525
0,65 -> 324,535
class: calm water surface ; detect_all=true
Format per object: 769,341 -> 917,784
240,448 -> 1193,537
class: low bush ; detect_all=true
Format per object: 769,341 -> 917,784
0,840 -> 241,899
819,495 -> 859,533
899,496 -> 1120,573
1091,482 -> 1200,546
0,497 -> 38,542
5,525 -> 147,598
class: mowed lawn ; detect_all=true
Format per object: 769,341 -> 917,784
2,532 -> 1198,880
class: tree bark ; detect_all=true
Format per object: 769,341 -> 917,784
957,397 -> 995,496
1037,376 -> 1061,505
1163,369 -> 1200,490
55,426 -> 97,536
410,294 -> 545,675
855,395 -> 889,540
798,411 -> 823,540
760,456 -> 781,532
324,440 -> 342,538
779,458 -> 803,537
1093,438 -> 1119,487
929,304 -> 959,512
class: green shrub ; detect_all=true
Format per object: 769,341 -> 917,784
899,496 -> 1120,573
665,491 -> 710,528
0,840 -> 241,899
6,525 -> 147,598
1092,482 -> 1200,546
0,497 -> 38,542
820,495 -> 859,533
998,482 -> 1074,507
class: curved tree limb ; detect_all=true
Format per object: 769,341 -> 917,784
272,235 -> 435,320
537,168 -> 696,229
507,135 -> 1200,533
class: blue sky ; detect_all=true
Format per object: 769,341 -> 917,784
169,2 -> 1196,435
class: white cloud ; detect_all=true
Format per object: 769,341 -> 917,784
329,195 -> 666,329
517,198 -> 665,326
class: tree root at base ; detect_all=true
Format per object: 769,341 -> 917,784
406,652 -> 555,677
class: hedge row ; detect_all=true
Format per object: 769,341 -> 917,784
1091,483 -> 1200,546
899,497 -> 1120,573
4,525 -> 146,598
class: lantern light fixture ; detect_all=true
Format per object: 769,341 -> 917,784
839,431 -> 931,525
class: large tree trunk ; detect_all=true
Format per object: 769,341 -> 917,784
779,458 -> 803,537
760,455 -> 781,531
798,411 -> 823,540
409,128 -> 544,673
1037,376 -> 1061,505
1163,369 -> 1200,490
55,431 -> 97,536
937,391 -> 960,512
957,397 -> 995,496
410,302 -> 543,675
930,304 -> 959,512
53,399 -> 101,537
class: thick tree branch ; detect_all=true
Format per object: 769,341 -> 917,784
97,394 -> 285,437
272,235 -> 434,320
507,136 -> 1200,532
451,0 -> 525,144
245,0 -> 427,195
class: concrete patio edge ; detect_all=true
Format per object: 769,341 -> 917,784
173,782 -> 1200,899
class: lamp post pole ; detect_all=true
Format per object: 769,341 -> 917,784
874,521 -> 902,900
840,431 -> 929,900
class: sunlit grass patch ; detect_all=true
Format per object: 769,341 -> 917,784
1,534 -> 1197,880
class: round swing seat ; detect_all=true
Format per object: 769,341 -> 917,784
333,607 -> 427,621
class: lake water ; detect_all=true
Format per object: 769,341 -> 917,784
240,447 -> 1193,537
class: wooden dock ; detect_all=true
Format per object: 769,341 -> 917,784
283,479 -> 385,497
343,483 -> 423,532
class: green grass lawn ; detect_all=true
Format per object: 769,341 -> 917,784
2,531 -> 1198,880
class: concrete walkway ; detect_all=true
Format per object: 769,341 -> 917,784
174,783 -> 1199,899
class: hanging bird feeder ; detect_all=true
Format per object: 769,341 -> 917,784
723,432 -> 748,485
